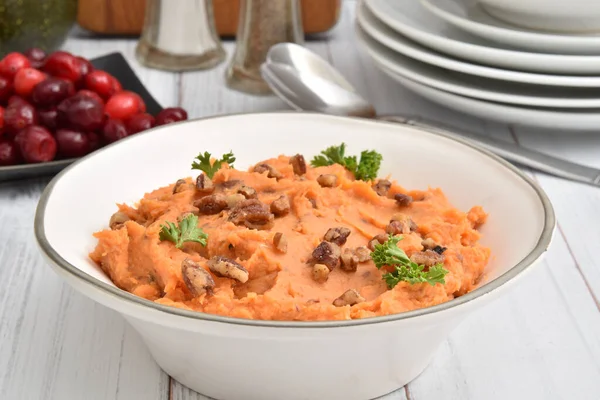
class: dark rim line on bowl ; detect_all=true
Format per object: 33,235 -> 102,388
33,111 -> 556,329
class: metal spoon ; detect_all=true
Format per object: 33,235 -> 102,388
260,42 -> 600,188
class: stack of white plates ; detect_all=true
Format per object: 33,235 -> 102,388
356,0 -> 600,131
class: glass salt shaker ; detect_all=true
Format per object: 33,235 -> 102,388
226,0 -> 304,95
135,0 -> 226,71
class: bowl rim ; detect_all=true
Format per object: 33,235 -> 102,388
34,111 -> 555,329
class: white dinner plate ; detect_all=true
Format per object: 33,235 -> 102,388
371,64 -> 600,131
420,0 -> 600,55
364,0 -> 600,75
355,1 -> 600,88
355,24 -> 600,108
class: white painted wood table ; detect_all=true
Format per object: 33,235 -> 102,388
2,2 -> 600,399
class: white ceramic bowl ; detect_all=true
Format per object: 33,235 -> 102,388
477,0 -> 600,33
34,112 -> 555,400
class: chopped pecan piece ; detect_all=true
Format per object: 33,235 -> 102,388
394,193 -> 413,207
221,179 -> 242,189
372,179 -> 391,196
421,238 -> 436,250
312,264 -> 330,283
228,199 -> 274,230
386,214 -> 417,235
195,194 -> 228,215
253,163 -> 282,179
289,154 -> 307,175
273,232 -> 288,253
368,233 -> 389,251
181,259 -> 215,296
333,289 -> 365,307
432,245 -> 447,255
238,185 -> 257,199
317,174 -> 337,188
421,238 -> 446,254
311,241 -> 341,270
195,174 -> 215,194
340,248 -> 359,272
410,250 -> 445,267
109,211 -> 130,230
392,213 -> 418,230
354,246 -> 371,263
323,227 -> 351,246
173,179 -> 189,194
270,195 -> 290,217
225,194 -> 245,209
207,256 -> 249,283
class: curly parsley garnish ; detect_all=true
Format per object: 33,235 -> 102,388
191,151 -> 236,178
371,235 -> 448,288
159,214 -> 208,248
310,143 -> 382,181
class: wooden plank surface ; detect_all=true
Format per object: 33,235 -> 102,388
0,1 -> 599,399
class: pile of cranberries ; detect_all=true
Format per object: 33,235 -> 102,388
0,48 -> 188,166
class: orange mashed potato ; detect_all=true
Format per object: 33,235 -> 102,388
90,154 -> 490,321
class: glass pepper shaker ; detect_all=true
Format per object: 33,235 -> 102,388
135,0 -> 226,71
226,0 -> 304,95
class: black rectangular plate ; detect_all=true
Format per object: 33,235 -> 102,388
0,52 -> 164,182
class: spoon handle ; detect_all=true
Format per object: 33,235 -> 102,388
378,114 -> 600,188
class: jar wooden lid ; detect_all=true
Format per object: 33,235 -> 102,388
77,0 -> 341,36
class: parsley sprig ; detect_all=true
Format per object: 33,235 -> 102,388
371,235 -> 448,288
159,214 -> 208,248
310,143 -> 382,181
191,151 -> 236,178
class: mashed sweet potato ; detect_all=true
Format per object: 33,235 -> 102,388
90,153 -> 490,321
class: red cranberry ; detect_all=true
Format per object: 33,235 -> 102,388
24,48 -> 46,69
56,129 -> 90,158
4,101 -> 38,137
84,70 -> 121,100
155,107 -> 188,126
104,91 -> 145,121
8,95 -> 30,107
76,89 -> 104,105
102,119 -> 128,143
0,106 -> 4,135
0,52 -> 31,79
13,68 -> 47,97
126,113 -> 155,134
57,93 -> 104,131
32,77 -> 75,107
112,78 -> 122,93
0,140 -> 20,165
38,108 -> 59,130
75,57 -> 93,79
87,131 -> 102,152
0,76 -> 12,105
42,51 -> 82,82
16,125 -> 57,163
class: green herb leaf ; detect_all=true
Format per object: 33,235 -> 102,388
371,234 -> 448,288
311,143 -> 350,168
159,214 -> 208,249
354,150 -> 383,181
191,151 -> 236,178
310,143 -> 382,181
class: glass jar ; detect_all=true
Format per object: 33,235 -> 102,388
135,0 -> 226,71
226,0 -> 304,95
0,0 -> 77,54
